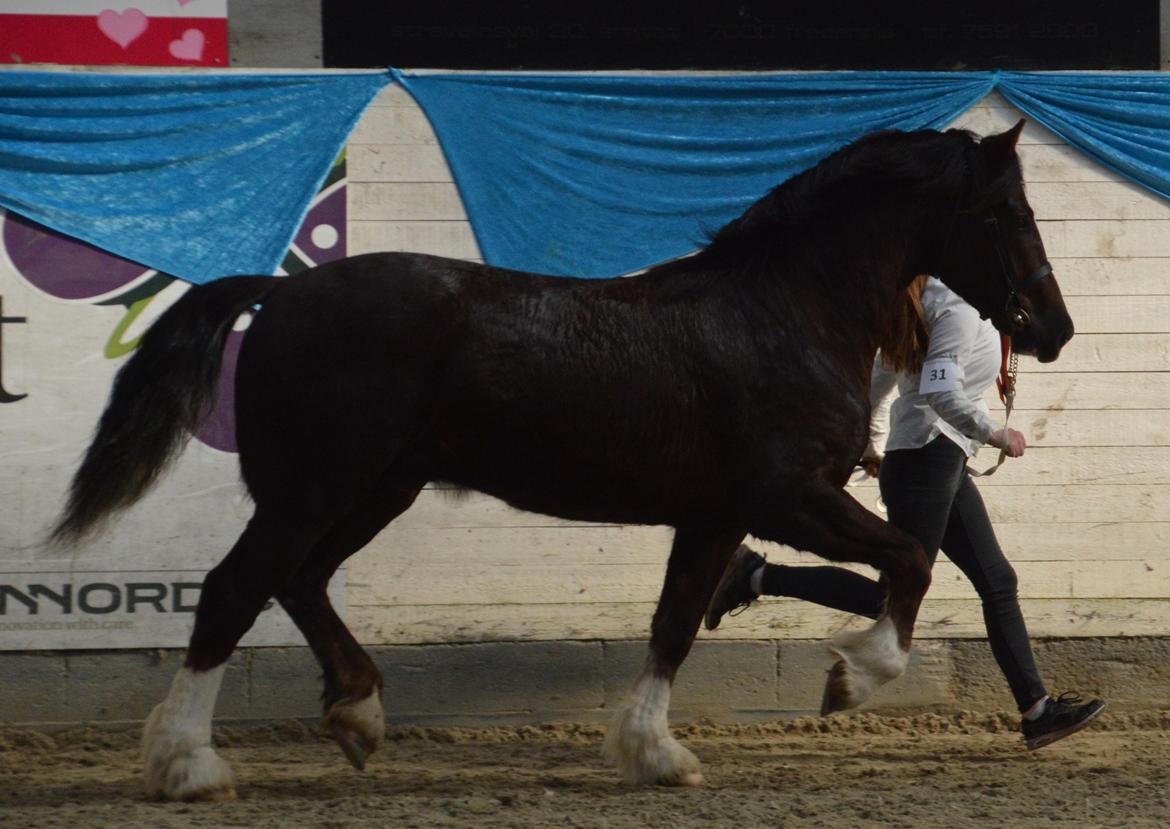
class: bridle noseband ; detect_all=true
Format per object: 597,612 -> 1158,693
983,215 -> 1053,331
963,143 -> 1054,332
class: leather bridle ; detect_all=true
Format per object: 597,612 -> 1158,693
963,142 -> 1054,332
983,214 -> 1053,332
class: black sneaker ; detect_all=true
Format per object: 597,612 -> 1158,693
1021,692 -> 1106,750
704,545 -> 766,631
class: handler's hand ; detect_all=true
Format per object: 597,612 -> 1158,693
860,452 -> 882,478
989,427 -> 1026,458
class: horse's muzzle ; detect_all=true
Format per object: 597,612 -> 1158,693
1015,315 -> 1074,363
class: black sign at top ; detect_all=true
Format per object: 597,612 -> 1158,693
322,0 -> 1159,71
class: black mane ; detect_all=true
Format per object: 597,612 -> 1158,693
706,128 -> 977,254
629,127 -> 1027,290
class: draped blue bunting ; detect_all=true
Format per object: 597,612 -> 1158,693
395,70 -> 996,277
997,71 -> 1170,204
4,69 -> 1170,285
0,70 -> 389,284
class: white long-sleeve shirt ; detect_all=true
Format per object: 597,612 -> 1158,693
868,277 -> 1002,459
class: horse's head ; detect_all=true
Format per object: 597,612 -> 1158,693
939,121 -> 1074,363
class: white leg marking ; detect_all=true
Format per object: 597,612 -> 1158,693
826,615 -> 909,709
142,665 -> 236,801
324,689 -> 385,771
602,666 -> 703,786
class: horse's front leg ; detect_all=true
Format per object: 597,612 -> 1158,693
603,525 -> 744,786
753,482 -> 931,714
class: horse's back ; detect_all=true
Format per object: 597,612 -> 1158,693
232,250 -> 866,526
232,253 -> 734,519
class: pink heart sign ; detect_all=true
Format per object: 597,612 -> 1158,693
169,28 -> 205,61
97,8 -> 149,49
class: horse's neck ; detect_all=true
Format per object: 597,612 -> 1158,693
741,203 -> 938,379
762,233 -> 919,339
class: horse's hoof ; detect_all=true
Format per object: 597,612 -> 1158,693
324,691 -> 385,771
820,617 -> 908,715
604,671 -> 703,787
148,744 -> 238,802
603,726 -> 704,786
820,659 -> 858,715
332,728 -> 379,771
647,751 -> 705,787
142,701 -> 238,802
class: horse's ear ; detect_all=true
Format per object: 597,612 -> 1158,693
979,119 -> 1026,174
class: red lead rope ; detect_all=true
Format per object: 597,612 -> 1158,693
995,334 -> 1014,406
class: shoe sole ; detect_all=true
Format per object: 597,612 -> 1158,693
1025,701 -> 1106,750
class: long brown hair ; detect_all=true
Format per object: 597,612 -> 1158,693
879,275 -> 930,374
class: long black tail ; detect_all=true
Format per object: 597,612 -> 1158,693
51,275 -> 279,545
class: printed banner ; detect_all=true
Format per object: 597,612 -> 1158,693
0,0 -> 228,66
0,156 -> 347,649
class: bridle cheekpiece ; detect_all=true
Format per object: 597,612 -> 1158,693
963,141 -> 1053,332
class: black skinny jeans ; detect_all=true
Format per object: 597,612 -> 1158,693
761,435 -> 1048,712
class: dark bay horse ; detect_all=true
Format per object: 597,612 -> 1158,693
53,121 -> 1072,800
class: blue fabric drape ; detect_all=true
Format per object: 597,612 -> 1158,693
6,69 -> 1170,286
395,70 -> 996,278
997,71 -> 1170,204
0,70 -> 388,284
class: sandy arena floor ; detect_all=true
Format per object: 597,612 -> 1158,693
2,711 -> 1169,829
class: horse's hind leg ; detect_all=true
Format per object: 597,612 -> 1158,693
276,477 -> 424,771
604,525 -> 744,786
754,482 -> 931,715
142,509 -> 320,801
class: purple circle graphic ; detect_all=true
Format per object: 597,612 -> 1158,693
195,324 -> 245,453
292,186 -> 347,264
3,211 -> 150,300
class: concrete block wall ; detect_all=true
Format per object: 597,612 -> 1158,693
3,638 -> 1165,727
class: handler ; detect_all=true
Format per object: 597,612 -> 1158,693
706,275 -> 1105,749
